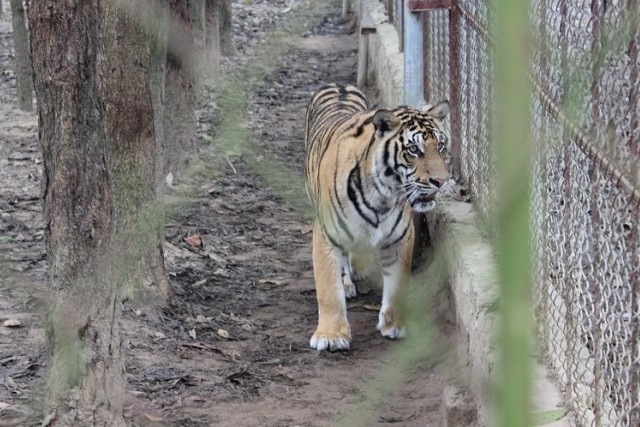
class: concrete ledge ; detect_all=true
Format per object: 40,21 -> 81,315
428,200 -> 571,426
427,200 -> 499,426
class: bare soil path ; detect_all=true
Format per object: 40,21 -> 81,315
0,1 -> 456,426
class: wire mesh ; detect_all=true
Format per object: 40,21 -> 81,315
424,9 -> 450,103
420,0 -> 640,425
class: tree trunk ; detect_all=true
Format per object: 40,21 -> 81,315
164,0 -> 197,178
219,0 -> 236,56
10,0 -> 33,111
28,0 -> 168,424
190,0 -> 208,79
149,0 -> 170,192
205,0 -> 221,80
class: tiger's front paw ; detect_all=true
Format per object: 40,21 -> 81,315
310,325 -> 351,351
377,309 -> 406,340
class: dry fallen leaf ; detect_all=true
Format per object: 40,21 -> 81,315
207,251 -> 227,265
217,328 -> 230,339
298,225 -> 313,234
189,328 -> 197,340
154,331 -> 166,339
224,350 -> 241,361
195,314 -> 207,323
213,268 -> 230,278
184,234 -> 203,248
192,279 -> 207,288
143,413 -> 165,422
3,319 -> 21,328
258,278 -> 288,287
182,342 -> 208,350
363,303 -> 381,311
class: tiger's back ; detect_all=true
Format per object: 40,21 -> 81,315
304,84 -> 369,203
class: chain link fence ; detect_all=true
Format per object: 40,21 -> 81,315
409,0 -> 640,425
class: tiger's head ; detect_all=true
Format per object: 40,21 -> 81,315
372,101 -> 450,213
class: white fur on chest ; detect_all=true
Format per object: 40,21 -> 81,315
337,203 -> 407,253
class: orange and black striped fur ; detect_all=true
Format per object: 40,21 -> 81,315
304,84 -> 450,351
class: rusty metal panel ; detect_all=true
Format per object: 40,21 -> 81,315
408,0 -> 452,11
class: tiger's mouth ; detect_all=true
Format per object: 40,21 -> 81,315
414,191 -> 436,203
409,191 -> 438,213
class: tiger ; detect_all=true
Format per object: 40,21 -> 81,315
304,83 -> 450,351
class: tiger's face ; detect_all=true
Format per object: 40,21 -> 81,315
375,101 -> 451,213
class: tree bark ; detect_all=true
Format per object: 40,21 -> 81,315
163,0 -> 197,177
190,0 -> 208,78
205,0 -> 222,79
219,0 -> 236,56
10,0 -> 33,111
149,0 -> 170,192
28,0 -> 168,424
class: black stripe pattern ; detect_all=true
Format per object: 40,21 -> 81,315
304,84 -> 448,256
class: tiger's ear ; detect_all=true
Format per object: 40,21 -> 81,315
423,100 -> 450,121
372,110 -> 400,136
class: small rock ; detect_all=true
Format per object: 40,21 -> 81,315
165,172 -> 174,187
3,319 -> 21,328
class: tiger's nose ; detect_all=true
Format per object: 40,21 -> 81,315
429,177 -> 448,188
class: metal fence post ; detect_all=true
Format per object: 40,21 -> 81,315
409,0 -> 457,173
448,1 -> 461,178
405,1 -> 454,105
404,1 -> 425,106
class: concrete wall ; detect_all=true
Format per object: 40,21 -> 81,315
352,0 -> 403,107
349,1 -> 571,426
426,200 -> 499,427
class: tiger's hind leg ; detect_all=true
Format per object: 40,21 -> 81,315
377,225 -> 414,339
310,222 -> 351,351
341,251 -> 378,299
348,251 -> 377,282
341,266 -> 357,300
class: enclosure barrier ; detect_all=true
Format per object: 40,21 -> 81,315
381,0 -> 640,425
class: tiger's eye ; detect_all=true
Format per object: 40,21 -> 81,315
407,145 -> 420,156
435,133 -> 447,153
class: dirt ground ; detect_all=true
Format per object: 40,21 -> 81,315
0,1 -> 459,426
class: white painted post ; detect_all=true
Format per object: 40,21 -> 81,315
357,32 -> 369,88
342,0 -> 350,18
396,0 -> 404,51
403,0 -> 425,107
357,0 -> 375,88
